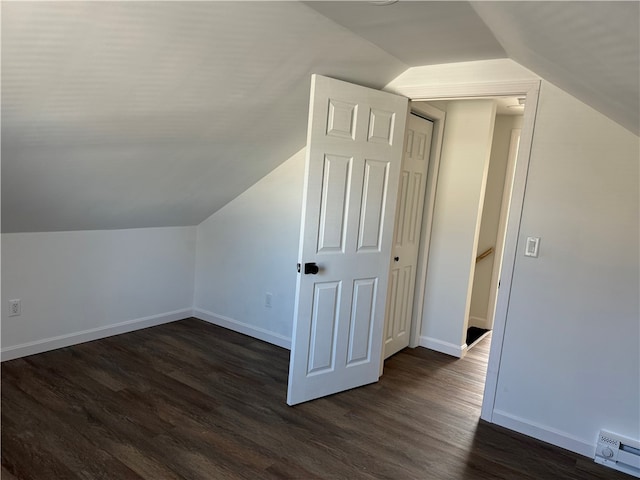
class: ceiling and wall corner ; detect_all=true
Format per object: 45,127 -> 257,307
303,1 -> 507,65
470,1 -> 640,137
2,1 -> 638,234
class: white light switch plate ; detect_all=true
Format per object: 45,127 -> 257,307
525,237 -> 540,257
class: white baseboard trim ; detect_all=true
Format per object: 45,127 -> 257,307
1,308 -> 192,362
492,410 -> 595,458
419,336 -> 467,358
193,308 -> 291,350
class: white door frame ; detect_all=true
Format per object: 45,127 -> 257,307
405,103 -> 446,351
388,80 -> 541,423
485,127 -> 522,332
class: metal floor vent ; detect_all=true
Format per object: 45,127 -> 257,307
595,429 -> 640,478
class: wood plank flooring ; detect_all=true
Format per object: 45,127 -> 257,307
2,318 -> 627,479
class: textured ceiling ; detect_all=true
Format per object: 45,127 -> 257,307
470,1 -> 639,138
1,1 -> 407,232
2,1 -> 638,233
304,1 -> 506,66
311,1 -> 639,134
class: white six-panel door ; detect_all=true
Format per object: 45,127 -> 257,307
383,114 -> 433,359
287,75 -> 408,406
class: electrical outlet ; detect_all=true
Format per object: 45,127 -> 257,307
265,293 -> 273,308
8,299 -> 21,317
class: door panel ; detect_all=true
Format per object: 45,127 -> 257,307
318,154 -> 351,253
384,114 -> 434,359
346,278 -> 377,365
307,281 -> 340,375
357,159 -> 389,251
287,75 -> 408,405
368,109 -> 396,144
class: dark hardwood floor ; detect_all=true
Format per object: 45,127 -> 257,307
2,318 -> 626,479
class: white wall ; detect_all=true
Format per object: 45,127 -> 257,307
420,99 -> 496,356
469,114 -> 521,325
1,226 -> 197,360
391,60 -> 639,457
193,148 -> 305,348
385,59 -> 538,97
492,81 -> 640,453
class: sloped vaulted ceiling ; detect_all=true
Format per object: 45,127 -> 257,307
310,1 -> 639,134
2,1 -> 638,233
470,1 -> 639,140
2,2 -> 408,232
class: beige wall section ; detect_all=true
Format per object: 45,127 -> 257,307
469,114 -> 523,327
420,99 -> 497,356
1,227 -> 197,360
385,59 -> 537,95
493,81 -> 640,449
193,148 -> 305,347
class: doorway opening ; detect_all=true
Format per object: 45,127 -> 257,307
383,95 -> 527,416
387,80 -> 540,423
